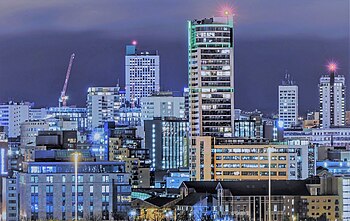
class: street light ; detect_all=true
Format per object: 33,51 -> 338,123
129,210 -> 136,221
267,147 -> 274,221
72,152 -> 81,221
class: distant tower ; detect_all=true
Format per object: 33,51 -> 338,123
125,44 -> 160,107
278,71 -> 298,128
319,63 -> 345,128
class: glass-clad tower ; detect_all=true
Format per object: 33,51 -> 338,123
188,16 -> 234,138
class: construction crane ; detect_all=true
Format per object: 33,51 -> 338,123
59,53 -> 75,107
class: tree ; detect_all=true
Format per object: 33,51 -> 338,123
112,211 -> 128,221
176,210 -> 194,221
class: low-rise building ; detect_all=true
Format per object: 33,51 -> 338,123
19,160 -> 131,221
190,137 -> 314,181
177,172 -> 342,220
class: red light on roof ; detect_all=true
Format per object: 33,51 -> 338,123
327,62 -> 338,73
132,40 -> 137,46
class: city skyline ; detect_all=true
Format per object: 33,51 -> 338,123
0,0 -> 348,115
0,2 -> 349,220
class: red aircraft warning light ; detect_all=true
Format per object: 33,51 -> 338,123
327,62 -> 338,73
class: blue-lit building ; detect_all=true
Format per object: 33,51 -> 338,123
165,169 -> 190,189
144,117 -> 189,170
19,161 -> 131,221
317,161 -> 350,175
116,107 -> 142,127
88,126 -> 108,161
47,107 -> 87,132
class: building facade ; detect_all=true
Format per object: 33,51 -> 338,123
20,120 -> 49,147
0,102 -> 29,138
125,45 -> 160,107
140,92 -> 185,121
1,174 -> 19,221
188,16 -> 234,138
319,70 -> 345,128
19,161 -> 131,221
47,107 -> 87,132
311,127 -> 350,147
190,137 -> 313,181
278,73 -> 298,128
178,174 -> 343,221
144,117 -> 189,170
87,87 -> 121,130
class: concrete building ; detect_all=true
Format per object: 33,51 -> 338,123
87,87 -> 121,130
188,16 -> 234,138
144,117 -> 189,171
19,161 -> 131,221
29,108 -> 47,121
278,73 -> 298,128
319,69 -> 345,128
20,120 -> 49,147
0,102 -> 29,138
1,173 -> 19,221
125,45 -> 160,107
190,137 -> 314,181
140,92 -> 185,121
107,125 -> 151,188
312,127 -> 350,147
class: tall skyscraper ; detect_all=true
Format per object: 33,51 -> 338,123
278,73 -> 298,128
87,87 -> 120,130
319,63 -> 345,128
188,16 -> 234,138
125,44 -> 160,107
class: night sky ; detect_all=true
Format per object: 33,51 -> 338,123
0,0 -> 348,115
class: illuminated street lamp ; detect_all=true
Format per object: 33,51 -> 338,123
72,152 -> 81,221
267,147 -> 275,221
129,210 -> 136,221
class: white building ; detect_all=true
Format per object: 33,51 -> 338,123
188,16 -> 235,137
20,120 -> 49,147
0,102 -> 29,138
1,175 -> 19,221
140,92 -> 185,121
311,127 -> 350,147
319,71 -> 345,128
278,74 -> 298,128
87,87 -> 120,130
29,108 -> 47,121
125,45 -> 160,107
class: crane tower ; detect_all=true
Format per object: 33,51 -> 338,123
59,53 -> 75,107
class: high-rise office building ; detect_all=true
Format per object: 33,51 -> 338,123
188,16 -> 234,137
319,64 -> 345,128
87,87 -> 121,130
125,45 -> 160,107
0,102 -> 29,138
278,73 -> 298,128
